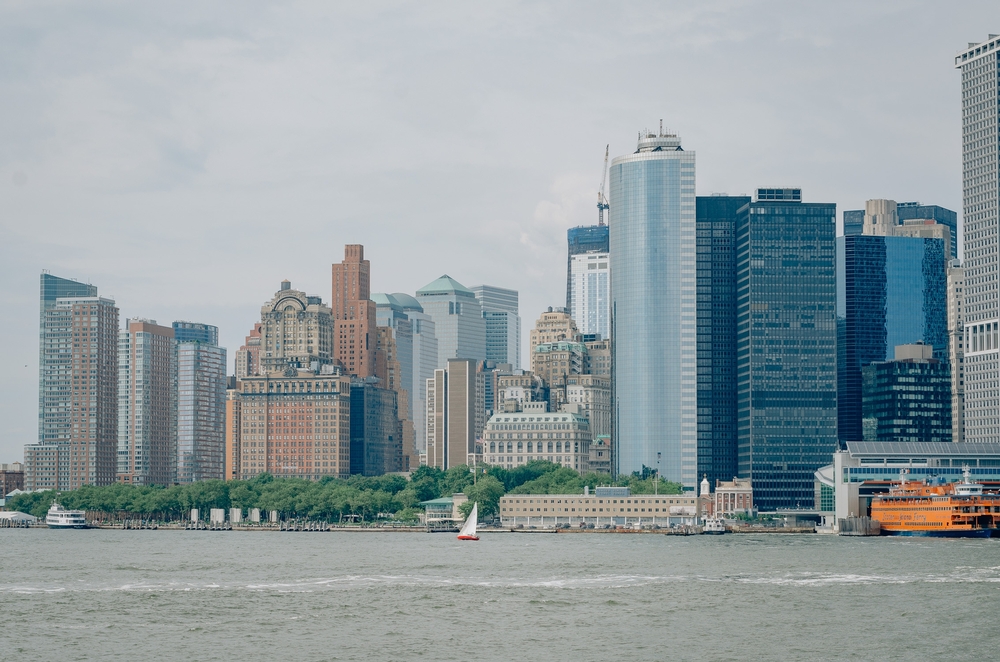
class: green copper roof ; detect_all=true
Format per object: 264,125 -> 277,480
371,293 -> 401,309
416,274 -> 473,296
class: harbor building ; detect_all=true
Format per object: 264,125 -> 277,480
837,233 -> 948,443
117,319 -> 175,486
955,38 -> 1000,443
736,188 -> 838,511
174,321 -> 227,483
331,244 -> 376,377
482,401 -> 591,472
862,343 -> 952,443
416,275 -> 486,367
948,260 -> 965,442
27,276 -> 119,491
610,127 -> 697,486
569,251 -> 610,340
566,224 -> 610,317
498,487 -> 699,528
817,441 -> 1000,522
695,195 -> 749,488
426,358 -> 478,470
236,366 -> 352,480
260,281 -> 334,373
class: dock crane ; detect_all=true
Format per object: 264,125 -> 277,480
597,144 -> 609,226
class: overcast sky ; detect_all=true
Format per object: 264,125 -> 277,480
1,2 -> 997,462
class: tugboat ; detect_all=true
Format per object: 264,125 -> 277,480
870,467 -> 1000,538
45,503 -> 89,529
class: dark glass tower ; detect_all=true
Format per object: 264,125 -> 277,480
837,235 -> 948,443
566,225 -> 610,315
736,189 -> 838,510
696,195 -> 749,487
862,351 -> 952,443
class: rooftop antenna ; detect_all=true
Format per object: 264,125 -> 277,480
659,119 -> 663,137
597,144 -> 609,226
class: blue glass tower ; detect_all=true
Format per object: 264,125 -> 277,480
736,189 -> 838,510
610,129 -> 696,487
836,235 -> 947,442
696,195 -> 750,487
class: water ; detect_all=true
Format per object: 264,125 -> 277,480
2,530 -> 999,661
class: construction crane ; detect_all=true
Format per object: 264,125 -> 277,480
597,144 -> 609,226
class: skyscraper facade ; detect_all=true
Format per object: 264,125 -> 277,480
471,285 -> 521,368
610,128 -> 697,486
235,323 -> 263,380
837,234 -> 948,442
28,285 -> 119,491
569,251 -> 610,340
117,319 -> 176,486
736,188 -> 838,510
37,273 -> 96,446
862,343 -> 952,443
426,358 -> 477,470
260,280 -> 334,373
948,260 -> 966,442
174,321 -> 227,483
956,38 -> 1000,443
416,275 -> 486,367
331,244 -> 376,377
566,224 -> 609,316
696,195 -> 749,487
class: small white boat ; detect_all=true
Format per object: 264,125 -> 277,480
457,502 -> 479,541
46,503 -> 88,529
703,517 -> 726,535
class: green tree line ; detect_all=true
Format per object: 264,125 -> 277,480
8,461 -> 683,522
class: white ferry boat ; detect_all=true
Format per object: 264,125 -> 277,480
46,503 -> 89,529
703,517 -> 726,535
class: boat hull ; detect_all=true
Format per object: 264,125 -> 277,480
46,523 -> 89,529
702,530 -> 726,535
457,534 -> 479,541
880,528 -> 996,538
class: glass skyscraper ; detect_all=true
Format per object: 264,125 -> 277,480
956,38 -> 1000,442
696,195 -> 749,487
736,189 -> 838,510
837,235 -> 948,442
570,251 -> 610,340
174,322 -> 227,483
416,275 -> 486,367
610,129 -> 696,486
471,285 -> 521,369
566,225 -> 609,316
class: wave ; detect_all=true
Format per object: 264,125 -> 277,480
3,569 -> 1000,594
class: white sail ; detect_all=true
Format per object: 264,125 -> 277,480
458,502 -> 478,538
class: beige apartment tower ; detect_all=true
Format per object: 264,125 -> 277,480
528,308 -> 581,356
117,319 -> 176,486
426,359 -> 477,470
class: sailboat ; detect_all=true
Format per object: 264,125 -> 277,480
457,502 -> 480,541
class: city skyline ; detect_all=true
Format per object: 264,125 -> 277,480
1,4 -> 995,462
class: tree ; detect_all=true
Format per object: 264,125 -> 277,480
459,476 -> 505,519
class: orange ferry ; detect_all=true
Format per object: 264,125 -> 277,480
870,467 -> 1000,538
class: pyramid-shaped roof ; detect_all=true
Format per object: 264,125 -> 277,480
416,274 -> 473,296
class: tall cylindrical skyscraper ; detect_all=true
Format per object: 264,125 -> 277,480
610,129 -> 697,487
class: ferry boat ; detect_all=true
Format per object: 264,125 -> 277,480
703,517 -> 726,534
46,503 -> 89,529
870,467 -> 1000,538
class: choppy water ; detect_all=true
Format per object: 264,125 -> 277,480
2,530 -> 999,661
